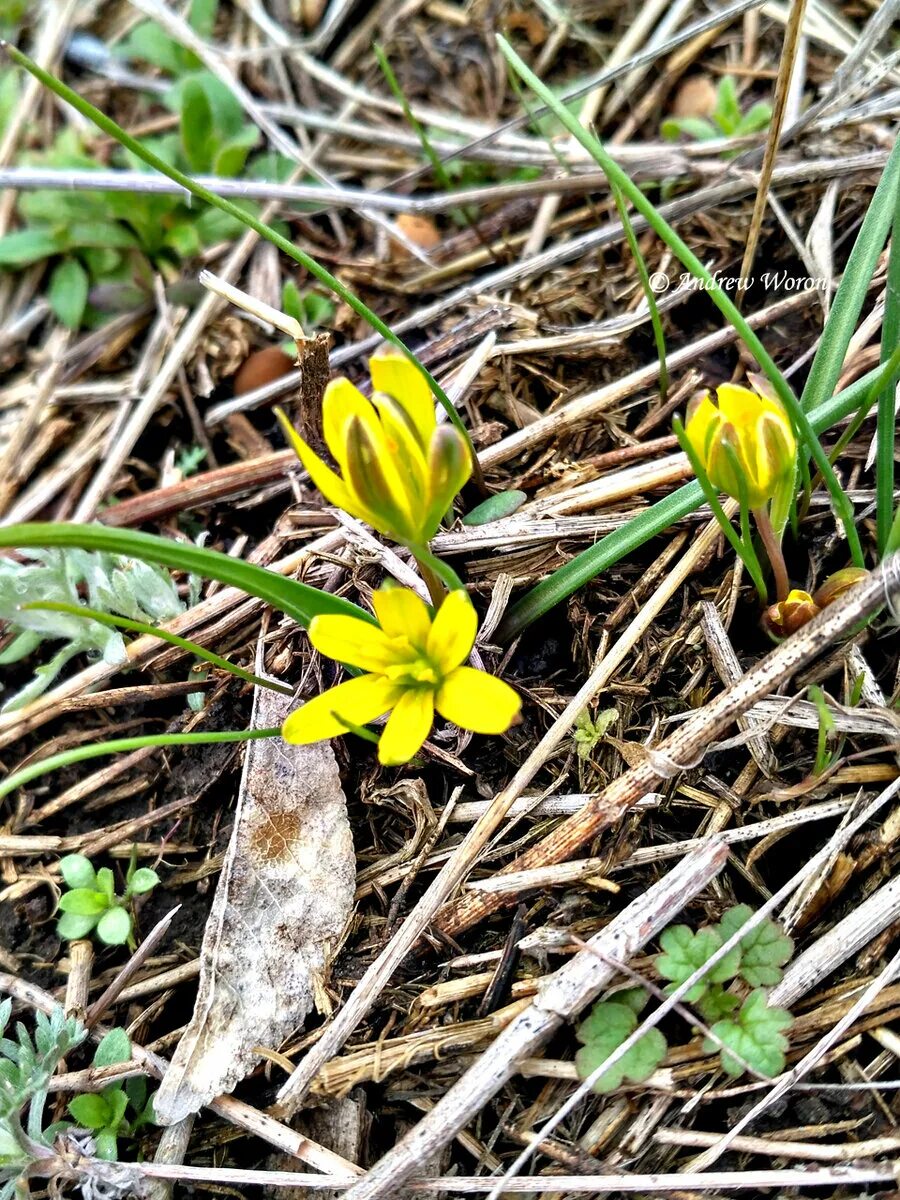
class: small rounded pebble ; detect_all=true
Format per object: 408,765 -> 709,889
233,347 -> 296,395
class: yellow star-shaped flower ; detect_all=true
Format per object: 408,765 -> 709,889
282,588 -> 520,765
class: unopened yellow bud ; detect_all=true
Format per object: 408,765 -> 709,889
762,588 -> 820,641
812,567 -> 867,610
685,383 -> 796,508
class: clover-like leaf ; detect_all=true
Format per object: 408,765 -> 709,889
656,924 -> 740,1001
96,906 -> 132,946
703,989 -> 793,1078
126,867 -> 159,896
59,854 -> 96,890
575,1002 -> 667,1093
718,905 -> 793,988
57,912 -> 99,941
58,888 -> 107,917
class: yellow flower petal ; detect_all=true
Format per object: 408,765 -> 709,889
371,587 -> 432,646
715,382 -> 762,430
371,391 -> 430,500
424,426 -> 471,538
436,666 -> 520,734
377,687 -> 434,765
282,674 -> 400,744
426,589 -> 477,673
684,392 -> 722,462
309,614 -> 402,672
344,415 -> 418,541
276,408 -> 357,515
369,352 -> 435,449
321,378 -> 378,472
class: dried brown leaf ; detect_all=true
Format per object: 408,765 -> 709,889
155,687 -> 354,1123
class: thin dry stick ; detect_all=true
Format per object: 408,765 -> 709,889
736,0 -> 809,293
434,552 -> 900,941
32,1162 -> 900,1193
340,840 -> 728,1200
274,510 -> 728,1113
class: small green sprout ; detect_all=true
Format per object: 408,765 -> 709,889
57,855 -> 159,947
281,279 -> 335,343
662,76 -> 772,146
68,1028 -> 154,1161
572,708 -> 618,762
575,905 -> 795,1093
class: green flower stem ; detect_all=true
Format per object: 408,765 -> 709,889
0,41 -> 482,487
673,418 -> 766,603
610,180 -> 668,403
877,178 -> 900,554
21,601 -> 292,695
0,729 -> 281,802
408,542 -> 465,600
752,508 -> 789,603
497,35 -> 864,569
498,364 -> 886,639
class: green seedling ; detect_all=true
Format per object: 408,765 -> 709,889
0,1001 -> 86,1198
56,854 -> 159,947
702,989 -> 793,1077
575,905 -> 795,1093
0,13 -> 291,330
572,708 -> 618,762
661,76 -> 772,146
0,547 -> 189,711
67,1028 -> 154,1161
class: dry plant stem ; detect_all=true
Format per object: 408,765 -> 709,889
85,907 -> 181,1027
146,1114 -> 194,1200
63,940 -> 93,1023
0,971 -> 360,1178
736,0 -> 809,292
35,1163 -> 900,1193
340,841 -> 727,1200
752,506 -> 790,601
657,1127 -> 900,1161
772,873 -> 900,1008
435,552 -> 900,941
274,509 -> 729,1113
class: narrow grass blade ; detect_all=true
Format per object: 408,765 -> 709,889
802,135 -> 900,417
611,181 -> 668,402
373,43 -> 454,195
877,170 -> 900,554
0,523 -> 371,627
21,601 -> 292,694
498,365 -> 887,640
0,729 -> 281,802
0,42 -> 477,467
